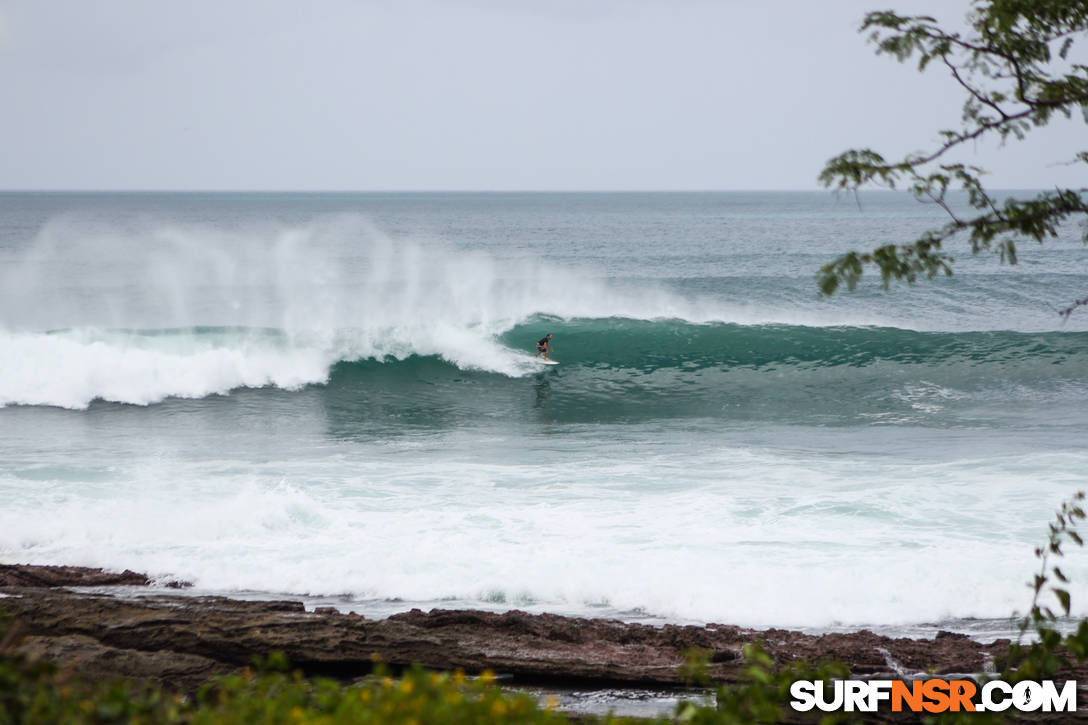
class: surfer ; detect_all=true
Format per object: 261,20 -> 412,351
536,333 -> 553,360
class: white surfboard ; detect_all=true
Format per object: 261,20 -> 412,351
537,359 -> 559,366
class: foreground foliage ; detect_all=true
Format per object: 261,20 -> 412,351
914,492 -> 1088,724
0,642 -> 578,725
677,643 -> 850,725
818,0 -> 1088,314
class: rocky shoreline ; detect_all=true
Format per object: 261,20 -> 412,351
1,564 -> 1085,719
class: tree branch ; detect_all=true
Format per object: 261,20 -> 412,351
817,2 -> 1088,314
1059,296 -> 1088,321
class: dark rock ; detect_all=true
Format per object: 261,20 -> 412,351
935,630 -> 970,640
14,633 -> 228,691
0,564 -> 152,587
0,587 -> 1030,690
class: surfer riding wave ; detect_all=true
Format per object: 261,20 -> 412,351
535,333 -> 552,360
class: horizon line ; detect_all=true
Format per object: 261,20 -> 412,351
0,187 -> 1051,194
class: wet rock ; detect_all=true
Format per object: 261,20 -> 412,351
0,564 -> 153,587
0,585 -> 1018,690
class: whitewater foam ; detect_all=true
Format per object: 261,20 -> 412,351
2,446 -> 1085,628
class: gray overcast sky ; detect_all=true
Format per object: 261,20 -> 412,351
0,0 -> 1083,191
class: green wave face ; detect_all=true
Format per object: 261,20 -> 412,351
24,319 -> 1086,427
320,318 -> 1088,430
502,318 -> 1088,369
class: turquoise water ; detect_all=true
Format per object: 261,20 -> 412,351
0,191 -> 1086,633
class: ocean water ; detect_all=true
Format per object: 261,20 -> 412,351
1,191 -> 1086,636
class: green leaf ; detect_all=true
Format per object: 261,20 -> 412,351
1055,588 -> 1072,615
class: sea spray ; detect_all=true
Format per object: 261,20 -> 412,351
0,213 -> 700,333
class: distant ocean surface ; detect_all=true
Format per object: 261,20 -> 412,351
1,191 -> 1086,638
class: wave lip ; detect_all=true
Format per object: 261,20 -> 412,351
0,322 -> 560,409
